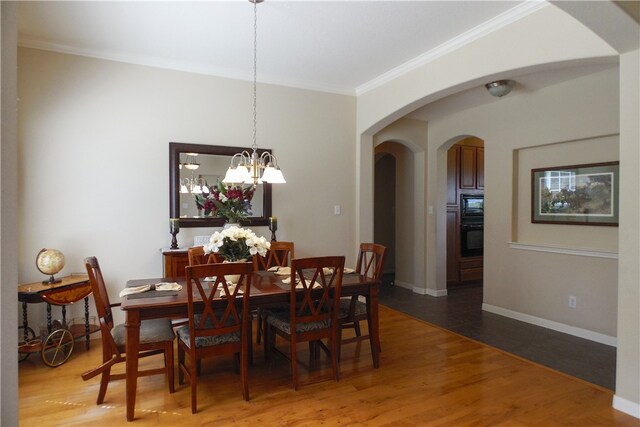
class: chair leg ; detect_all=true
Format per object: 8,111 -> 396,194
96,368 -> 110,404
178,346 -> 185,385
291,338 -> 298,391
331,331 -> 340,382
263,323 -> 271,361
241,340 -> 249,401
165,342 -> 175,393
190,353 -> 198,414
353,320 -> 362,337
256,313 -> 263,344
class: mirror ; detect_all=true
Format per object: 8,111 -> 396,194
169,142 -> 272,227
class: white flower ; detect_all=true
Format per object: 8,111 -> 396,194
204,231 -> 224,254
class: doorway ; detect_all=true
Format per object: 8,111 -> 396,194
374,152 -> 396,284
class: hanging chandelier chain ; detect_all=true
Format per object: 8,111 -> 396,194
252,0 -> 258,152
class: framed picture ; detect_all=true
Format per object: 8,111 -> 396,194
531,161 -> 619,226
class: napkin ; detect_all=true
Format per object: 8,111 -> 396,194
268,266 -> 291,276
282,277 -> 321,289
119,282 -> 182,298
322,267 -> 356,275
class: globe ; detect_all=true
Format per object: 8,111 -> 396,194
36,248 -> 65,284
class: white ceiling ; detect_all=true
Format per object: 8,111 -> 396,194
17,0 -> 548,95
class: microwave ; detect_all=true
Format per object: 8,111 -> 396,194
461,194 -> 484,218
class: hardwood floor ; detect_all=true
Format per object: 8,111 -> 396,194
19,306 -> 636,426
379,281 -> 617,390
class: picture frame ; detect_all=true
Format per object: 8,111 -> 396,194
531,161 -> 619,226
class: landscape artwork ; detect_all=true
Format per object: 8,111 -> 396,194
531,162 -> 619,226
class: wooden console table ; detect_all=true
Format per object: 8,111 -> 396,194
18,274 -> 99,351
161,248 -> 189,278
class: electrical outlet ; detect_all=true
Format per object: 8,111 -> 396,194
334,205 -> 341,215
568,295 -> 577,308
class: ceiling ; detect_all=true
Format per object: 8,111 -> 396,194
17,0 -> 548,95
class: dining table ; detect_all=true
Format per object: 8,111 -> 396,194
120,269 -> 380,421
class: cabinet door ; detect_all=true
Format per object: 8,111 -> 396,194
459,146 -> 477,189
447,146 -> 459,205
446,210 -> 459,284
163,252 -> 189,278
476,148 -> 484,189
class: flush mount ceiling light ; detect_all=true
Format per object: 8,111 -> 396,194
485,79 -> 515,97
223,0 -> 286,186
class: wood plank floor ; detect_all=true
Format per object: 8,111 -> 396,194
19,306 -> 637,426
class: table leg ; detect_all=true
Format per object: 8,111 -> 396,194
46,303 -> 52,334
368,283 -> 380,368
22,302 -> 28,341
125,310 -> 141,421
84,296 -> 90,350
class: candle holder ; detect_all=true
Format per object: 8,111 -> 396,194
268,217 -> 278,242
170,219 -> 180,250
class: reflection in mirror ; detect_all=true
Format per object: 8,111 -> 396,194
170,143 -> 272,228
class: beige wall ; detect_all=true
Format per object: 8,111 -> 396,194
374,118 -> 428,293
516,135 -> 619,249
1,2 -> 19,426
427,68 -> 620,338
355,2 -> 638,415
17,48 -> 356,325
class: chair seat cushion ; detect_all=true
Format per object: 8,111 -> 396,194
338,298 -> 367,318
176,325 -> 241,348
112,318 -> 175,348
266,311 -> 331,335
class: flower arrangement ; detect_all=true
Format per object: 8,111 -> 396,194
204,226 -> 270,262
195,179 -> 255,223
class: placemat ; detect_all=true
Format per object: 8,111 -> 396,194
126,290 -> 179,299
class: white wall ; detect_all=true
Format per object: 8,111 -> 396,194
17,48 -> 356,325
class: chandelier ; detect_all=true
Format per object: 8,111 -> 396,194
178,153 -> 209,194
223,0 -> 286,186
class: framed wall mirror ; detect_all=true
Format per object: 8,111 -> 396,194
169,142 -> 272,227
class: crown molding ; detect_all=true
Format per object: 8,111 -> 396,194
18,38 -> 356,96
355,1 -> 548,96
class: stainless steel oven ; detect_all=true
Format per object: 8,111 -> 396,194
461,222 -> 483,257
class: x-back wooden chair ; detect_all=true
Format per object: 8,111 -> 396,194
263,256 -> 344,390
81,256 -> 175,405
338,243 -> 386,364
177,261 -> 253,413
253,241 -> 295,344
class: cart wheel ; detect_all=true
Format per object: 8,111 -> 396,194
18,326 -> 36,362
41,328 -> 74,367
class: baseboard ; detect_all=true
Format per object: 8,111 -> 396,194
613,395 -> 640,419
482,303 -> 617,347
395,280 -> 447,297
394,280 -> 413,291
425,288 -> 447,297
394,281 -> 447,297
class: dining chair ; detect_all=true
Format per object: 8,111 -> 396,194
188,245 -> 221,266
177,261 -> 253,413
81,256 -> 175,405
338,243 -> 386,363
252,241 -> 295,271
263,256 -> 344,390
253,241 -> 295,344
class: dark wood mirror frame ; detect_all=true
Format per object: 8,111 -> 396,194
169,142 -> 272,228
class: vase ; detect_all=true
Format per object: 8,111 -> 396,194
223,222 -> 241,230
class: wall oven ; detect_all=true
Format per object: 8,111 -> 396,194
460,222 -> 483,257
460,194 -> 484,257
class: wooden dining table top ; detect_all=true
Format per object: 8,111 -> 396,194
119,269 -> 380,421
121,270 -> 379,312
